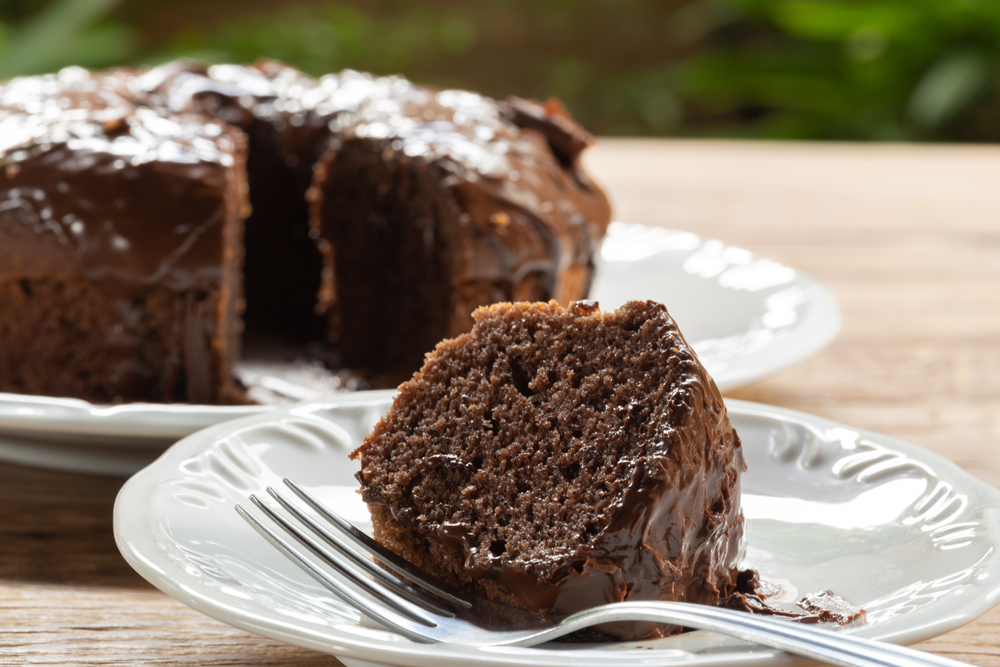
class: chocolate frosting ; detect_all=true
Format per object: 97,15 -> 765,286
0,66 -> 243,295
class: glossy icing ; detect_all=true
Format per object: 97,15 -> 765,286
0,66 -> 242,295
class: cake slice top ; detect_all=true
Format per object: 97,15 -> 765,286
352,299 -> 745,590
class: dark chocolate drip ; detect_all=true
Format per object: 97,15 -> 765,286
725,581 -> 867,627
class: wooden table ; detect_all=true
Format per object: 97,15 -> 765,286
3,139 -> 999,665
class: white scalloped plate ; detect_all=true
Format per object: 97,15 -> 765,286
114,395 -> 1000,667
0,222 -> 840,475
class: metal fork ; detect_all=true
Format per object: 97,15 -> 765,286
237,479 -> 970,667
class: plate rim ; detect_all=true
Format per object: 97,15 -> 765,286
113,396 -> 1000,666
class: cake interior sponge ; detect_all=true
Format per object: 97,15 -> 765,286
351,299 -> 746,639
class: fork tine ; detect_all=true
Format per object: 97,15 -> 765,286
239,495 -> 439,632
264,486 -> 457,617
282,478 -> 473,608
235,502 -> 438,643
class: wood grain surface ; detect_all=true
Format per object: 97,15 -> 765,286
2,138 -> 999,665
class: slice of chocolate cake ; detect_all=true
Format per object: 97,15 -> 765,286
0,67 -> 248,404
351,300 -> 746,639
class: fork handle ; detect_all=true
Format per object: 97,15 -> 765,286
511,601 -> 968,667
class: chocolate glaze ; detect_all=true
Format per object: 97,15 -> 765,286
0,68 -> 242,292
725,581 -> 867,628
0,66 -> 247,403
795,590 -> 867,625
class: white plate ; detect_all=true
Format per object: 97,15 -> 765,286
1,222 -> 840,475
114,395 -> 1000,667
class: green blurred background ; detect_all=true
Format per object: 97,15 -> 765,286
2,0 -> 999,141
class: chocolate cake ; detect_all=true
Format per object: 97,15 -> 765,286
144,62 -> 611,373
310,85 -> 610,372
0,62 -> 611,403
351,300 -> 746,640
0,67 -> 248,403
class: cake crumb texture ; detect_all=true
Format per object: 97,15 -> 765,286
353,299 -> 746,638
